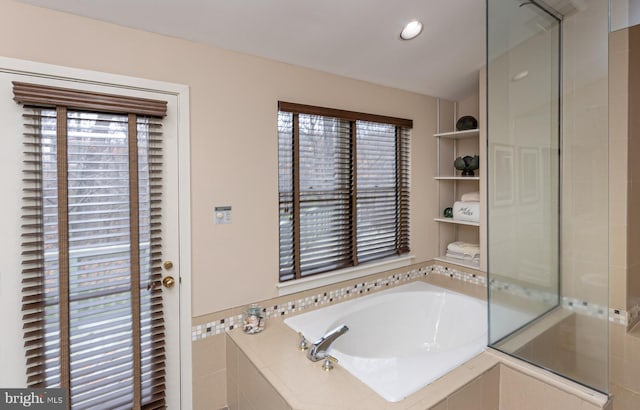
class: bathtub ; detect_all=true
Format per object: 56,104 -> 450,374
284,281 -> 487,402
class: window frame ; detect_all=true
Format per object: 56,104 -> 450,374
277,101 -> 412,283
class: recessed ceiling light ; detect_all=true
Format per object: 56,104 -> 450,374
400,20 -> 423,40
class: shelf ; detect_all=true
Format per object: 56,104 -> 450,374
434,218 -> 480,227
434,176 -> 480,181
433,129 -> 480,139
434,96 -> 484,272
434,256 -> 481,270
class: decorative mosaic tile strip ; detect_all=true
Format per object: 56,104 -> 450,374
429,265 -> 487,286
488,279 -> 558,306
562,296 -> 609,321
490,279 -> 628,326
192,264 -> 484,341
192,266 -> 424,341
562,297 -> 628,325
628,304 -> 640,327
609,308 -> 628,326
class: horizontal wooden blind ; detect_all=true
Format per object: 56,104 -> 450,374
21,108 -> 53,388
356,121 -> 410,262
136,116 -> 167,410
278,102 -> 411,281
278,112 -> 295,281
16,82 -> 167,409
299,114 -> 353,276
397,127 -> 411,253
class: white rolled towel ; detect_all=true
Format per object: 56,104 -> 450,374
453,201 -> 480,222
461,191 -> 480,202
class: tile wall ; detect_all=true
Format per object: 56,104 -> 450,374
226,337 -> 291,410
627,23 -> 640,330
433,365 -> 500,410
609,25 -> 640,331
498,364 -> 607,410
609,23 -> 630,324
608,25 -> 640,410
610,324 -> 640,408
225,342 -> 608,410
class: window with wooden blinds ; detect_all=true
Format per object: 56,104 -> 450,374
278,102 -> 411,282
15,82 -> 167,409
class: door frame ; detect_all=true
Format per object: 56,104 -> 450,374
0,56 -> 193,408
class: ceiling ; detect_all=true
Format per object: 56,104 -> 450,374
19,0 -> 486,101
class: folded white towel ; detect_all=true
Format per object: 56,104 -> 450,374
461,191 -> 480,202
445,250 -> 480,262
453,201 -> 480,222
447,241 -> 480,257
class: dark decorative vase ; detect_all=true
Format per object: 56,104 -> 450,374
443,207 -> 453,218
454,155 -> 480,176
456,116 -> 478,131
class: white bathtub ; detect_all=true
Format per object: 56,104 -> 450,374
284,281 -> 487,402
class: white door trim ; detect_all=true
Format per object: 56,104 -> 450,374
0,56 -> 193,409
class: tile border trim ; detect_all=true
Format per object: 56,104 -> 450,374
490,279 -> 628,326
192,264 -> 627,341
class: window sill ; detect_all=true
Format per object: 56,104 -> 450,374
276,255 -> 416,296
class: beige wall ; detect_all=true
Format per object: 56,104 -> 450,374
457,91 -> 479,120
0,0 -> 438,316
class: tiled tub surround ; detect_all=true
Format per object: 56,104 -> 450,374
226,318 -> 609,409
193,261 -> 484,408
191,261 -> 627,408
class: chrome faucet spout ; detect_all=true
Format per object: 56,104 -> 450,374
307,324 -> 349,362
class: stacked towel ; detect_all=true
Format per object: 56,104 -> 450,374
446,241 -> 480,263
461,191 -> 480,202
453,201 -> 480,222
452,191 -> 481,222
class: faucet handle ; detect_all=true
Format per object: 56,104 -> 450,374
322,355 -> 338,371
297,332 -> 309,351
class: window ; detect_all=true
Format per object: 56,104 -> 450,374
278,102 -> 411,282
15,82 -> 167,408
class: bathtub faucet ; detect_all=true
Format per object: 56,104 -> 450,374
307,324 -> 349,362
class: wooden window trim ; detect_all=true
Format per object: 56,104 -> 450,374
292,113 -> 302,278
278,101 -> 413,128
13,81 -> 167,117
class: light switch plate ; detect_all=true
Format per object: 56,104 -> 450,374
215,206 -> 232,224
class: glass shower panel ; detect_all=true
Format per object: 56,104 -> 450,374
487,0 -> 609,394
487,0 -> 561,343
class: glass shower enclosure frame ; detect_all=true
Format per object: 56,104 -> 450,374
486,0 -> 610,394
